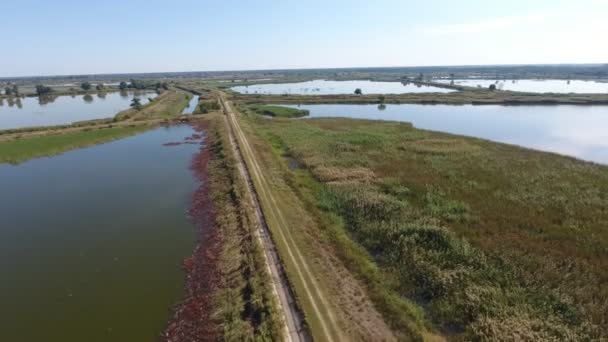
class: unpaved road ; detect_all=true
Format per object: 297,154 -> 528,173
219,92 -> 347,341
218,94 -> 310,342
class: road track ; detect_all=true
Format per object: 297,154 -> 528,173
218,94 -> 311,342
218,92 -> 346,342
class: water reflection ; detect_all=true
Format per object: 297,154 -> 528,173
285,104 -> 608,164
0,125 -> 198,341
436,79 -> 608,94
0,92 -> 157,130
38,95 -> 58,105
232,79 -> 455,95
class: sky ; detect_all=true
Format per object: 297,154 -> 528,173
1,0 -> 607,77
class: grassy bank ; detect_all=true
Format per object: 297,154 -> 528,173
243,113 -> 608,340
246,104 -> 310,118
0,125 -> 153,164
234,90 -> 608,105
204,114 -> 282,340
114,89 -> 191,121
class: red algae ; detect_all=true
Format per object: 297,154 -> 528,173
163,121 -> 220,342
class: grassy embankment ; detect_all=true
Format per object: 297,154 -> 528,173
0,89 -> 193,164
233,102 -> 430,341
241,112 -> 608,340
0,125 -> 151,164
204,113 -> 282,340
246,104 -> 309,118
234,90 -> 608,105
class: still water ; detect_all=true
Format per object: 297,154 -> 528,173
436,79 -> 608,93
0,91 -> 157,130
231,79 -> 455,95
182,95 -> 200,114
283,104 -> 608,164
0,125 -> 198,341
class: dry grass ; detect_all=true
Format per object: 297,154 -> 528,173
244,114 -> 608,340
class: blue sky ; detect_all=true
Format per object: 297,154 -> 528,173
1,0 -> 607,77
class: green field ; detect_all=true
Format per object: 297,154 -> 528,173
244,113 -> 608,340
0,125 -> 152,164
247,104 -> 310,118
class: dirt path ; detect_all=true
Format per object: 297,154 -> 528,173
219,92 -> 345,342
219,95 -> 310,342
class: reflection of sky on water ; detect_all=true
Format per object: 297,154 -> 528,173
232,79 -> 455,95
436,79 -> 608,94
0,92 -> 156,130
285,104 -> 608,164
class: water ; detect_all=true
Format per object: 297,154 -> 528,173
0,125 -> 199,341
182,95 -> 200,114
0,91 -> 157,130
282,104 -> 608,164
435,79 -> 608,94
231,79 -> 455,95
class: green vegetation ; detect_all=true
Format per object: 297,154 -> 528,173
205,115 -> 282,340
247,104 -> 309,118
354,88 -> 362,95
245,114 -> 608,340
130,97 -> 142,110
35,84 -> 53,96
197,99 -> 221,114
114,90 -> 191,121
0,125 -> 151,164
80,82 -> 92,91
234,90 -> 608,105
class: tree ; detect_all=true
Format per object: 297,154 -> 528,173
12,85 -> 19,96
81,82 -> 92,91
96,83 -> 104,91
119,81 -> 128,90
130,97 -> 142,110
488,84 -> 497,91
35,84 -> 52,96
4,87 -> 12,96
378,95 -> 386,103
354,88 -> 362,95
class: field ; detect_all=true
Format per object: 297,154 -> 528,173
246,104 -> 310,118
241,111 -> 608,340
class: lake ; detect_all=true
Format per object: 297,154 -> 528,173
0,125 -> 198,341
282,104 -> 608,164
435,79 -> 608,93
0,91 -> 157,130
231,79 -> 455,95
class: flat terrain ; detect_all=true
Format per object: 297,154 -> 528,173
0,89 -> 195,164
242,111 -> 608,340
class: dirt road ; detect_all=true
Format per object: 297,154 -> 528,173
218,94 -> 311,342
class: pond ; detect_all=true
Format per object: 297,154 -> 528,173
282,104 -> 608,164
231,79 -> 455,95
435,79 -> 608,93
182,95 -> 200,114
0,125 -> 199,341
0,91 -> 157,130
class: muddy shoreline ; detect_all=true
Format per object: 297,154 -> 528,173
163,121 -> 220,341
